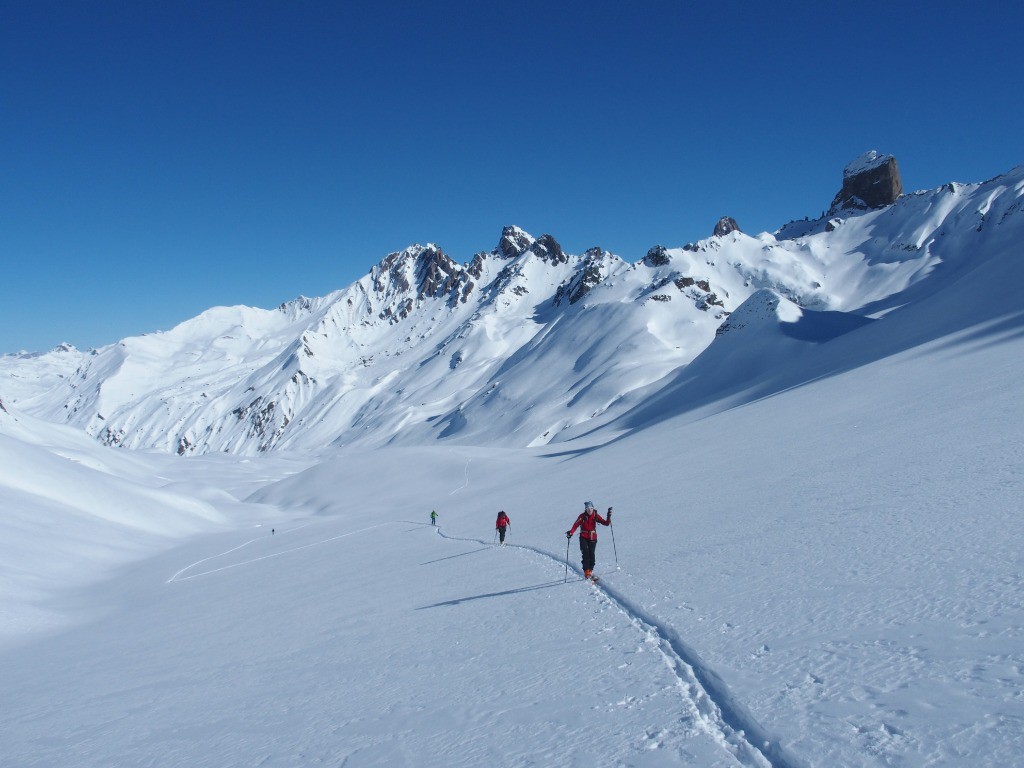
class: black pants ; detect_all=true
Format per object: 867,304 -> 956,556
579,538 -> 597,571
498,526 -> 506,543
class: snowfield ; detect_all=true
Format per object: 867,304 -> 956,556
1,161 -> 1023,766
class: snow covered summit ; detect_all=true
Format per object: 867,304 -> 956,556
2,158 -> 1022,456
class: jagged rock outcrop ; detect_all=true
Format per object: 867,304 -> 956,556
675,276 -> 726,311
467,252 -> 487,279
9,158 -> 1021,458
529,234 -> 567,264
415,246 -> 463,300
644,245 -> 670,267
713,217 -> 741,237
830,151 -> 902,214
496,225 -> 534,259
372,245 -> 476,322
553,247 -> 608,305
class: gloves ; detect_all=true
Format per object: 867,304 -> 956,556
607,506 -> 613,519
566,531 -> 572,539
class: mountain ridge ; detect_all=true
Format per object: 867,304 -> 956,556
3,158 -> 1022,455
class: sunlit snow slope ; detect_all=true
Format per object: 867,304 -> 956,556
4,162 -> 1021,456
1,159 -> 1023,767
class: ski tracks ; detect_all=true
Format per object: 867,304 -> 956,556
435,526 -> 806,768
165,505 -> 805,767
165,522 -> 394,583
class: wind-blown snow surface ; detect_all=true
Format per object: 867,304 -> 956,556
2,162 -> 1024,765
2,311 -> 1023,766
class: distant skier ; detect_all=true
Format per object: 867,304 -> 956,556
430,510 -> 438,526
495,510 -> 510,545
566,501 -> 611,581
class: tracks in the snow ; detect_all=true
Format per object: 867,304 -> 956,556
166,514 -> 805,767
166,522 -> 389,583
434,526 -> 807,768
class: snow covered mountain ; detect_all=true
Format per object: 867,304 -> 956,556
3,154 -> 1024,767
3,155 -> 1023,456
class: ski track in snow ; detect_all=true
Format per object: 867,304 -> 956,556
164,522 -> 399,583
448,454 -> 472,495
433,525 -> 807,768
163,512 -> 805,767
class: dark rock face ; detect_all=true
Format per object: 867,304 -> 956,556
529,234 -> 567,264
496,226 -> 533,259
830,152 -> 903,213
373,245 -> 476,321
674,276 -> 725,311
374,250 -> 410,294
467,253 -> 487,279
415,246 -> 461,299
644,245 -> 670,267
570,248 -> 608,304
713,217 -> 741,237
553,247 -> 607,306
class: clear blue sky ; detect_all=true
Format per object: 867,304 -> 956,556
2,0 -> 1021,353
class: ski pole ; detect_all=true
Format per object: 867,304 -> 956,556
564,534 -> 570,582
608,507 -> 618,566
493,529 -> 498,544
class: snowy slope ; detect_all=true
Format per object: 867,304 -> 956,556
0,159 -> 1022,766
4,162 -> 1021,456
2,299 -> 1021,764
0,399 -> 306,645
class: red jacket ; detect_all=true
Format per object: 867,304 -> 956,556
495,513 -> 510,529
569,510 -> 609,540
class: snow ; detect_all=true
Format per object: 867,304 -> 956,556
8,164 -> 1019,455
844,150 -> 892,179
1,162 -> 1023,765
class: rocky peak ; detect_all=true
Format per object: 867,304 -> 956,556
370,244 -> 471,322
415,245 -> 463,300
644,245 -> 670,267
279,295 -> 314,313
829,151 -> 903,214
373,247 -> 418,294
713,217 -> 741,237
528,234 -> 567,264
495,225 -> 535,259
467,252 -> 487,279
552,247 -> 609,306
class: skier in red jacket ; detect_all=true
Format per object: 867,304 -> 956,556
495,510 -> 510,545
566,501 -> 611,580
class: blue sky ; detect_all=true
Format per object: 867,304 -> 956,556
2,1 -> 1021,353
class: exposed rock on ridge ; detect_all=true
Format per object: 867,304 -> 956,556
713,217 -> 741,237
7,158 -> 1023,458
830,151 -> 903,214
644,245 -> 670,267
496,225 -> 534,259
